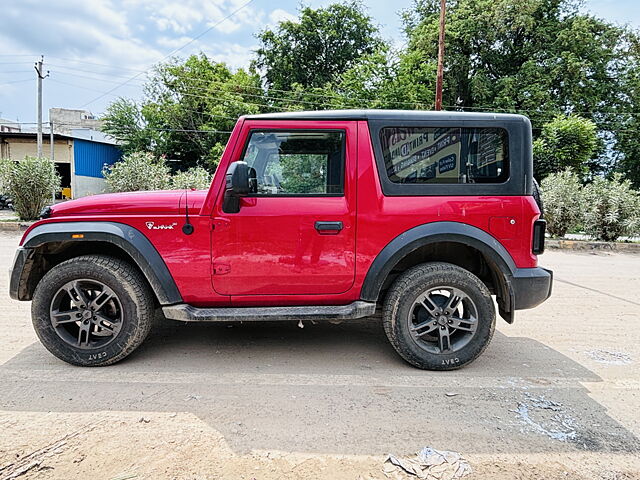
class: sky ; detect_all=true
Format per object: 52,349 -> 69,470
0,0 -> 638,126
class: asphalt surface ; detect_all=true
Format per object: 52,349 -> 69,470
1,230 -> 639,478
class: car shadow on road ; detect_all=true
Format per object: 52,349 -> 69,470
1,318 -> 638,456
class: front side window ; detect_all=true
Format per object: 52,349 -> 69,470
241,130 -> 345,195
379,127 -> 509,184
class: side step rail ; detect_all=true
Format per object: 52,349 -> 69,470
162,301 -> 377,322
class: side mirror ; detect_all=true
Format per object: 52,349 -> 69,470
223,161 -> 257,213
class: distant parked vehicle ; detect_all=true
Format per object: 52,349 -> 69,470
0,194 -> 14,210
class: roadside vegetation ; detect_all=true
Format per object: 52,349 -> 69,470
542,171 -> 640,242
0,156 -> 61,221
102,152 -> 212,192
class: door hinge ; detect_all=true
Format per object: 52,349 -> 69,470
212,263 -> 230,275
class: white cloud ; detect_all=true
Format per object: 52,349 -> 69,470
151,4 -> 204,34
156,36 -> 196,49
139,0 -> 264,35
200,42 -> 258,69
210,17 -> 243,34
0,0 -> 269,120
269,8 -> 297,25
155,37 -> 257,70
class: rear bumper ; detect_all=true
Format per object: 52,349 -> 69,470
511,267 -> 553,310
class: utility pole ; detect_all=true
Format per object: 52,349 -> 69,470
34,56 -> 49,158
49,121 -> 54,161
435,0 -> 446,111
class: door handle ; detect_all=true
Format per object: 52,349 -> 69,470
315,221 -> 343,234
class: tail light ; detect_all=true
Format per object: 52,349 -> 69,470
532,219 -> 546,254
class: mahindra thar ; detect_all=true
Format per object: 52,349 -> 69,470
9,110 -> 552,369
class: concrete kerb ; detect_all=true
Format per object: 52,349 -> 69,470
0,221 -> 34,232
546,238 -> 640,253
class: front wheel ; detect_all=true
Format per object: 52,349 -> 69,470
31,255 -> 154,366
383,262 -> 495,370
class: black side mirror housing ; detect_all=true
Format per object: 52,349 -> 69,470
223,161 -> 256,213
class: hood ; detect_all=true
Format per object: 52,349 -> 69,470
48,190 -> 208,217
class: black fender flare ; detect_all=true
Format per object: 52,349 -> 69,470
360,221 -> 517,303
19,221 -> 182,305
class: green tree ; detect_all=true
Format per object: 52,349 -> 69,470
101,98 -> 157,154
614,37 -> 640,188
143,54 -> 264,170
102,54 -> 263,172
402,0 -> 636,170
319,47 -> 437,110
254,2 -> 383,92
533,115 -> 598,179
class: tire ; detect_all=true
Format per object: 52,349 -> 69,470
532,178 -> 544,218
31,255 -> 154,366
383,262 -> 495,370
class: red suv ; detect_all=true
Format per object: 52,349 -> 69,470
10,110 -> 551,369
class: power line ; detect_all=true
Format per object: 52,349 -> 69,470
47,57 -> 147,73
79,0 -> 257,108
49,78 -> 115,93
0,69 -> 34,74
48,64 -> 149,81
51,70 -> 146,86
37,58 -> 640,118
0,78 -> 33,87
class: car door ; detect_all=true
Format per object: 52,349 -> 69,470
211,120 -> 357,297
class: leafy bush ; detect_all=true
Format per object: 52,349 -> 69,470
540,170 -> 584,238
0,156 -> 60,220
171,166 -> 213,190
103,151 -> 170,192
582,174 -> 640,241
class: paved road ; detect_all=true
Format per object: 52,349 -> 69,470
0,230 -> 639,479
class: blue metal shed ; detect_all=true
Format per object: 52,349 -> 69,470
73,138 -> 122,178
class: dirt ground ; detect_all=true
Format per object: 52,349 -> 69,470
1,230 -> 639,480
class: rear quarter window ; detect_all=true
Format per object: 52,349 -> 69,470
379,127 -> 509,184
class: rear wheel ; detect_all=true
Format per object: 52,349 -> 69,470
31,255 -> 154,366
383,262 -> 495,370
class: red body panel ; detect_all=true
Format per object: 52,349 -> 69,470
21,117 -> 541,307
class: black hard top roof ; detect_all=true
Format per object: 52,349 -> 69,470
244,109 -> 528,122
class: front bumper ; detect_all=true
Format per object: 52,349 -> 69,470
511,267 -> 553,310
9,247 -> 29,301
